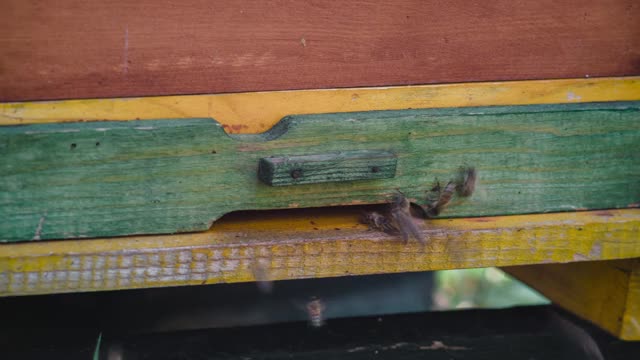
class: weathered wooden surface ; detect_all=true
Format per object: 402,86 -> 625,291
2,77 -> 639,131
258,151 -> 397,186
1,101 -> 639,241
1,209 -> 639,296
505,260 -> 640,340
508,259 -> 631,338
1,1 -> 639,101
623,260 -> 640,340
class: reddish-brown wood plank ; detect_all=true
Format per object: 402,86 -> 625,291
1,0 -> 639,101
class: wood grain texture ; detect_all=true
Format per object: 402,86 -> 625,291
258,151 -> 397,186
2,77 -> 639,132
505,259 -> 640,340
621,260 -> 640,340
1,102 -> 639,242
1,209 -> 639,297
1,1 -> 639,101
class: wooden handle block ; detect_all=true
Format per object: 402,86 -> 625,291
258,150 -> 397,186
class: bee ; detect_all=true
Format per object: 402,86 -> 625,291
250,258 -> 273,294
457,166 -> 477,197
360,211 -> 398,234
361,193 -> 425,244
306,297 -> 326,328
425,181 -> 457,218
390,192 -> 426,244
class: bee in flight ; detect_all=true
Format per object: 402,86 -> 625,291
390,192 -> 426,244
425,181 -> 457,218
425,166 -> 478,218
306,297 -> 326,328
457,166 -> 477,197
250,257 -> 273,294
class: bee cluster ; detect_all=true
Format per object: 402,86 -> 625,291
360,166 -> 477,245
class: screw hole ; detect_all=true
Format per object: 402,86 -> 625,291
211,150 -> 217,154
290,169 -> 303,179
371,166 -> 380,173
70,143 -> 77,150
95,142 -> 100,146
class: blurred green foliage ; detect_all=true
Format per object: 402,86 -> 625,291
433,268 -> 549,310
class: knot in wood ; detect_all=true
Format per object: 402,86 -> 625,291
290,168 -> 303,179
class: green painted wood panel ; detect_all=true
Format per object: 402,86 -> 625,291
1,102 -> 639,242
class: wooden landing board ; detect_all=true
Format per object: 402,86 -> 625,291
1,209 -> 639,297
1,102 -> 639,241
2,77 -> 639,132
505,259 -> 640,340
1,1 -> 639,101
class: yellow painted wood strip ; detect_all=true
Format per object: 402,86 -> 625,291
504,260 -> 634,339
1,209 -> 638,297
622,260 -> 640,340
1,77 -> 639,133
505,259 -> 640,341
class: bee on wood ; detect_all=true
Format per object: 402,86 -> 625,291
390,192 -> 426,244
423,166 -> 477,218
360,211 -> 398,234
361,192 -> 425,244
306,297 -> 326,328
250,258 -> 273,294
425,181 -> 457,218
457,166 -> 477,197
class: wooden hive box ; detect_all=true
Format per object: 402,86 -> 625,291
1,0 -> 639,340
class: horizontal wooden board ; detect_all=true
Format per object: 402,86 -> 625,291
1,1 -> 639,101
2,77 -> 639,132
1,101 -> 639,241
1,208 -> 639,296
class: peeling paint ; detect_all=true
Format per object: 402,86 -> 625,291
629,316 -> 640,333
32,215 -> 46,240
573,253 -> 589,261
589,243 -> 602,258
567,91 -> 582,101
